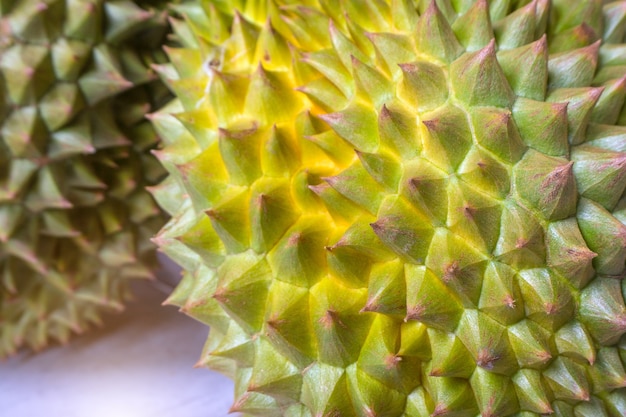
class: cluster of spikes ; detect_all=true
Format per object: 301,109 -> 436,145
152,0 -> 626,416
0,0 -> 170,357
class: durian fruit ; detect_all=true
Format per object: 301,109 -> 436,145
0,0 -> 170,357
152,0 -> 626,415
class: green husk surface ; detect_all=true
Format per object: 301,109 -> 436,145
0,0 -> 170,357
152,0 -> 626,416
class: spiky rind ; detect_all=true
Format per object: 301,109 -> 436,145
152,0 -> 626,416
0,0 -> 170,357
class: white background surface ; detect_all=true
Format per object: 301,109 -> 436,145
0,259 -> 237,417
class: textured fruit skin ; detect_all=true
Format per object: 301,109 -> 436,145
153,0 -> 626,416
0,0 -> 170,357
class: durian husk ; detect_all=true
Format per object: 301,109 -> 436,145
0,0 -> 171,357
152,0 -> 626,416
